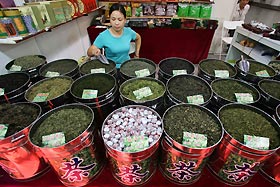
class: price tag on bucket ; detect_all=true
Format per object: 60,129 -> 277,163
133,87 -> 153,100
33,93 -> 49,102
187,95 -> 204,105
182,131 -> 207,148
0,88 -> 4,96
10,65 -> 22,71
124,136 -> 149,152
135,69 -> 150,77
173,69 -> 187,76
235,93 -> 254,104
45,71 -> 60,77
244,135 -> 269,150
214,70 -> 229,78
82,89 -> 98,99
0,124 -> 9,139
255,70 -> 270,77
42,132 -> 66,148
91,68 -> 106,73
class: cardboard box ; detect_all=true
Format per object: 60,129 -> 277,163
56,0 -> 72,21
17,6 -> 45,30
67,0 -> 81,18
40,1 -> 66,24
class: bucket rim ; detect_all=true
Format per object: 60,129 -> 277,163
218,103 -> 280,154
158,57 -> 195,77
70,73 -> 117,101
39,58 -> 79,77
119,77 -> 166,104
166,74 -> 213,105
119,58 -> 157,78
28,103 -> 95,152
211,78 -> 261,104
101,105 -> 163,155
258,79 -> 280,103
5,55 -> 47,72
162,103 -> 224,153
79,58 -> 116,75
24,75 -> 73,103
198,58 -> 237,79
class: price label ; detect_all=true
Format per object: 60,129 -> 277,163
133,87 -> 153,100
124,136 -> 149,152
235,93 -> 254,104
91,68 -> 106,73
182,131 -> 207,148
45,71 -> 60,77
10,65 -> 22,71
173,70 -> 187,76
187,95 -> 204,105
82,89 -> 98,99
135,69 -> 150,77
214,70 -> 229,78
244,135 -> 269,150
33,93 -> 49,102
0,124 -> 9,139
256,70 -> 270,77
0,88 -> 4,96
42,132 -> 66,148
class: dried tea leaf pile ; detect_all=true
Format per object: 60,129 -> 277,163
0,103 -> 40,138
168,76 -> 211,103
246,60 -> 275,76
0,73 -> 29,93
259,80 -> 280,100
26,77 -> 72,101
41,60 -> 78,76
121,79 -> 165,101
120,60 -> 156,77
219,107 -> 280,149
200,60 -> 235,77
212,79 -> 259,102
269,61 -> 280,73
80,59 -> 115,74
160,58 -> 194,75
31,108 -> 92,146
164,105 -> 222,147
13,55 -> 45,70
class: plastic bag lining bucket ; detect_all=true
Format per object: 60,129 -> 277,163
159,104 -> 223,185
207,103 -> 280,186
0,72 -> 30,104
101,105 -> 163,186
70,73 -> 119,129
158,57 -> 195,84
0,102 -> 50,181
39,59 -> 80,80
28,104 -> 106,187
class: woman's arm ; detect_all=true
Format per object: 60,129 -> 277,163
134,33 -> 141,58
87,44 -> 101,57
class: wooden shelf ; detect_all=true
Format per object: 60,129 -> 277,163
0,6 -> 104,45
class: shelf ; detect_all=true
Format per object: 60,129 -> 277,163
98,0 -> 214,3
0,6 -> 104,45
251,2 -> 280,11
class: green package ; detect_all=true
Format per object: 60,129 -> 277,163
200,4 -> 212,18
177,3 -> 189,17
189,4 -> 201,18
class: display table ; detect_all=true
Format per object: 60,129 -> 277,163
87,26 -> 216,64
0,163 -> 275,187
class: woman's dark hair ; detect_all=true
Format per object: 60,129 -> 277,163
109,3 -> 126,18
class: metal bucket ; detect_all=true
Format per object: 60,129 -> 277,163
119,77 -> 166,115
210,78 -> 261,113
79,59 -> 117,79
101,105 -> 163,186
158,57 -> 195,84
0,72 -> 30,104
28,104 -> 106,187
198,59 -> 237,83
119,58 -> 157,83
39,59 -> 80,80
235,59 -> 276,85
25,76 -> 73,113
208,103 -> 280,186
70,73 -> 119,129
257,79 -> 280,116
0,102 -> 49,181
268,60 -> 280,81
165,74 -> 212,108
5,55 -> 47,84
159,104 -> 223,185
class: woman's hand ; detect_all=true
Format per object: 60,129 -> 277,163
87,45 -> 101,57
134,54 -> 139,58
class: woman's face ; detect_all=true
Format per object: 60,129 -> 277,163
110,10 -> 126,32
240,0 -> 249,7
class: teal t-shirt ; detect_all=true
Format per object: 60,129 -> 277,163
94,27 -> 137,68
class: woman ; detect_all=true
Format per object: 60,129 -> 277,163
87,3 -> 141,69
232,0 -> 250,22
